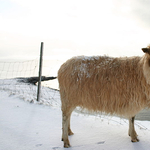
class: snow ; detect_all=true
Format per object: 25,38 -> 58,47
0,79 -> 150,150
73,55 -> 117,80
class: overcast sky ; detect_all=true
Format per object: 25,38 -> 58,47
0,0 -> 150,60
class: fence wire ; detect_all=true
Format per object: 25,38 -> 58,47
0,59 -> 61,108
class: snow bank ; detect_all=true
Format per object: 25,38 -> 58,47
0,79 -> 150,150
0,78 -> 61,107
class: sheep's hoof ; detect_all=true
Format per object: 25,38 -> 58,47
64,143 -> 71,148
131,138 -> 139,142
68,131 -> 74,136
63,139 -> 71,148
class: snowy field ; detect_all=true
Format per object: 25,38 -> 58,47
0,79 -> 150,150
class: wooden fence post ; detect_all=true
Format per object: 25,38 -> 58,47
37,42 -> 44,101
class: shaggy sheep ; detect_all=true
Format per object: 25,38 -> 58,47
58,46 -> 150,148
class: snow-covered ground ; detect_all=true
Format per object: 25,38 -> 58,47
0,79 -> 150,150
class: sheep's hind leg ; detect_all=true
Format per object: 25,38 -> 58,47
128,116 -> 139,142
62,107 -> 74,148
68,116 -> 74,135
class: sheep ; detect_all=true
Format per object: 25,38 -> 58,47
58,45 -> 150,148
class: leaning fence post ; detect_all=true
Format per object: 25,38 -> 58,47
37,42 -> 44,101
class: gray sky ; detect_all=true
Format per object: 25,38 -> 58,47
0,0 -> 150,60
